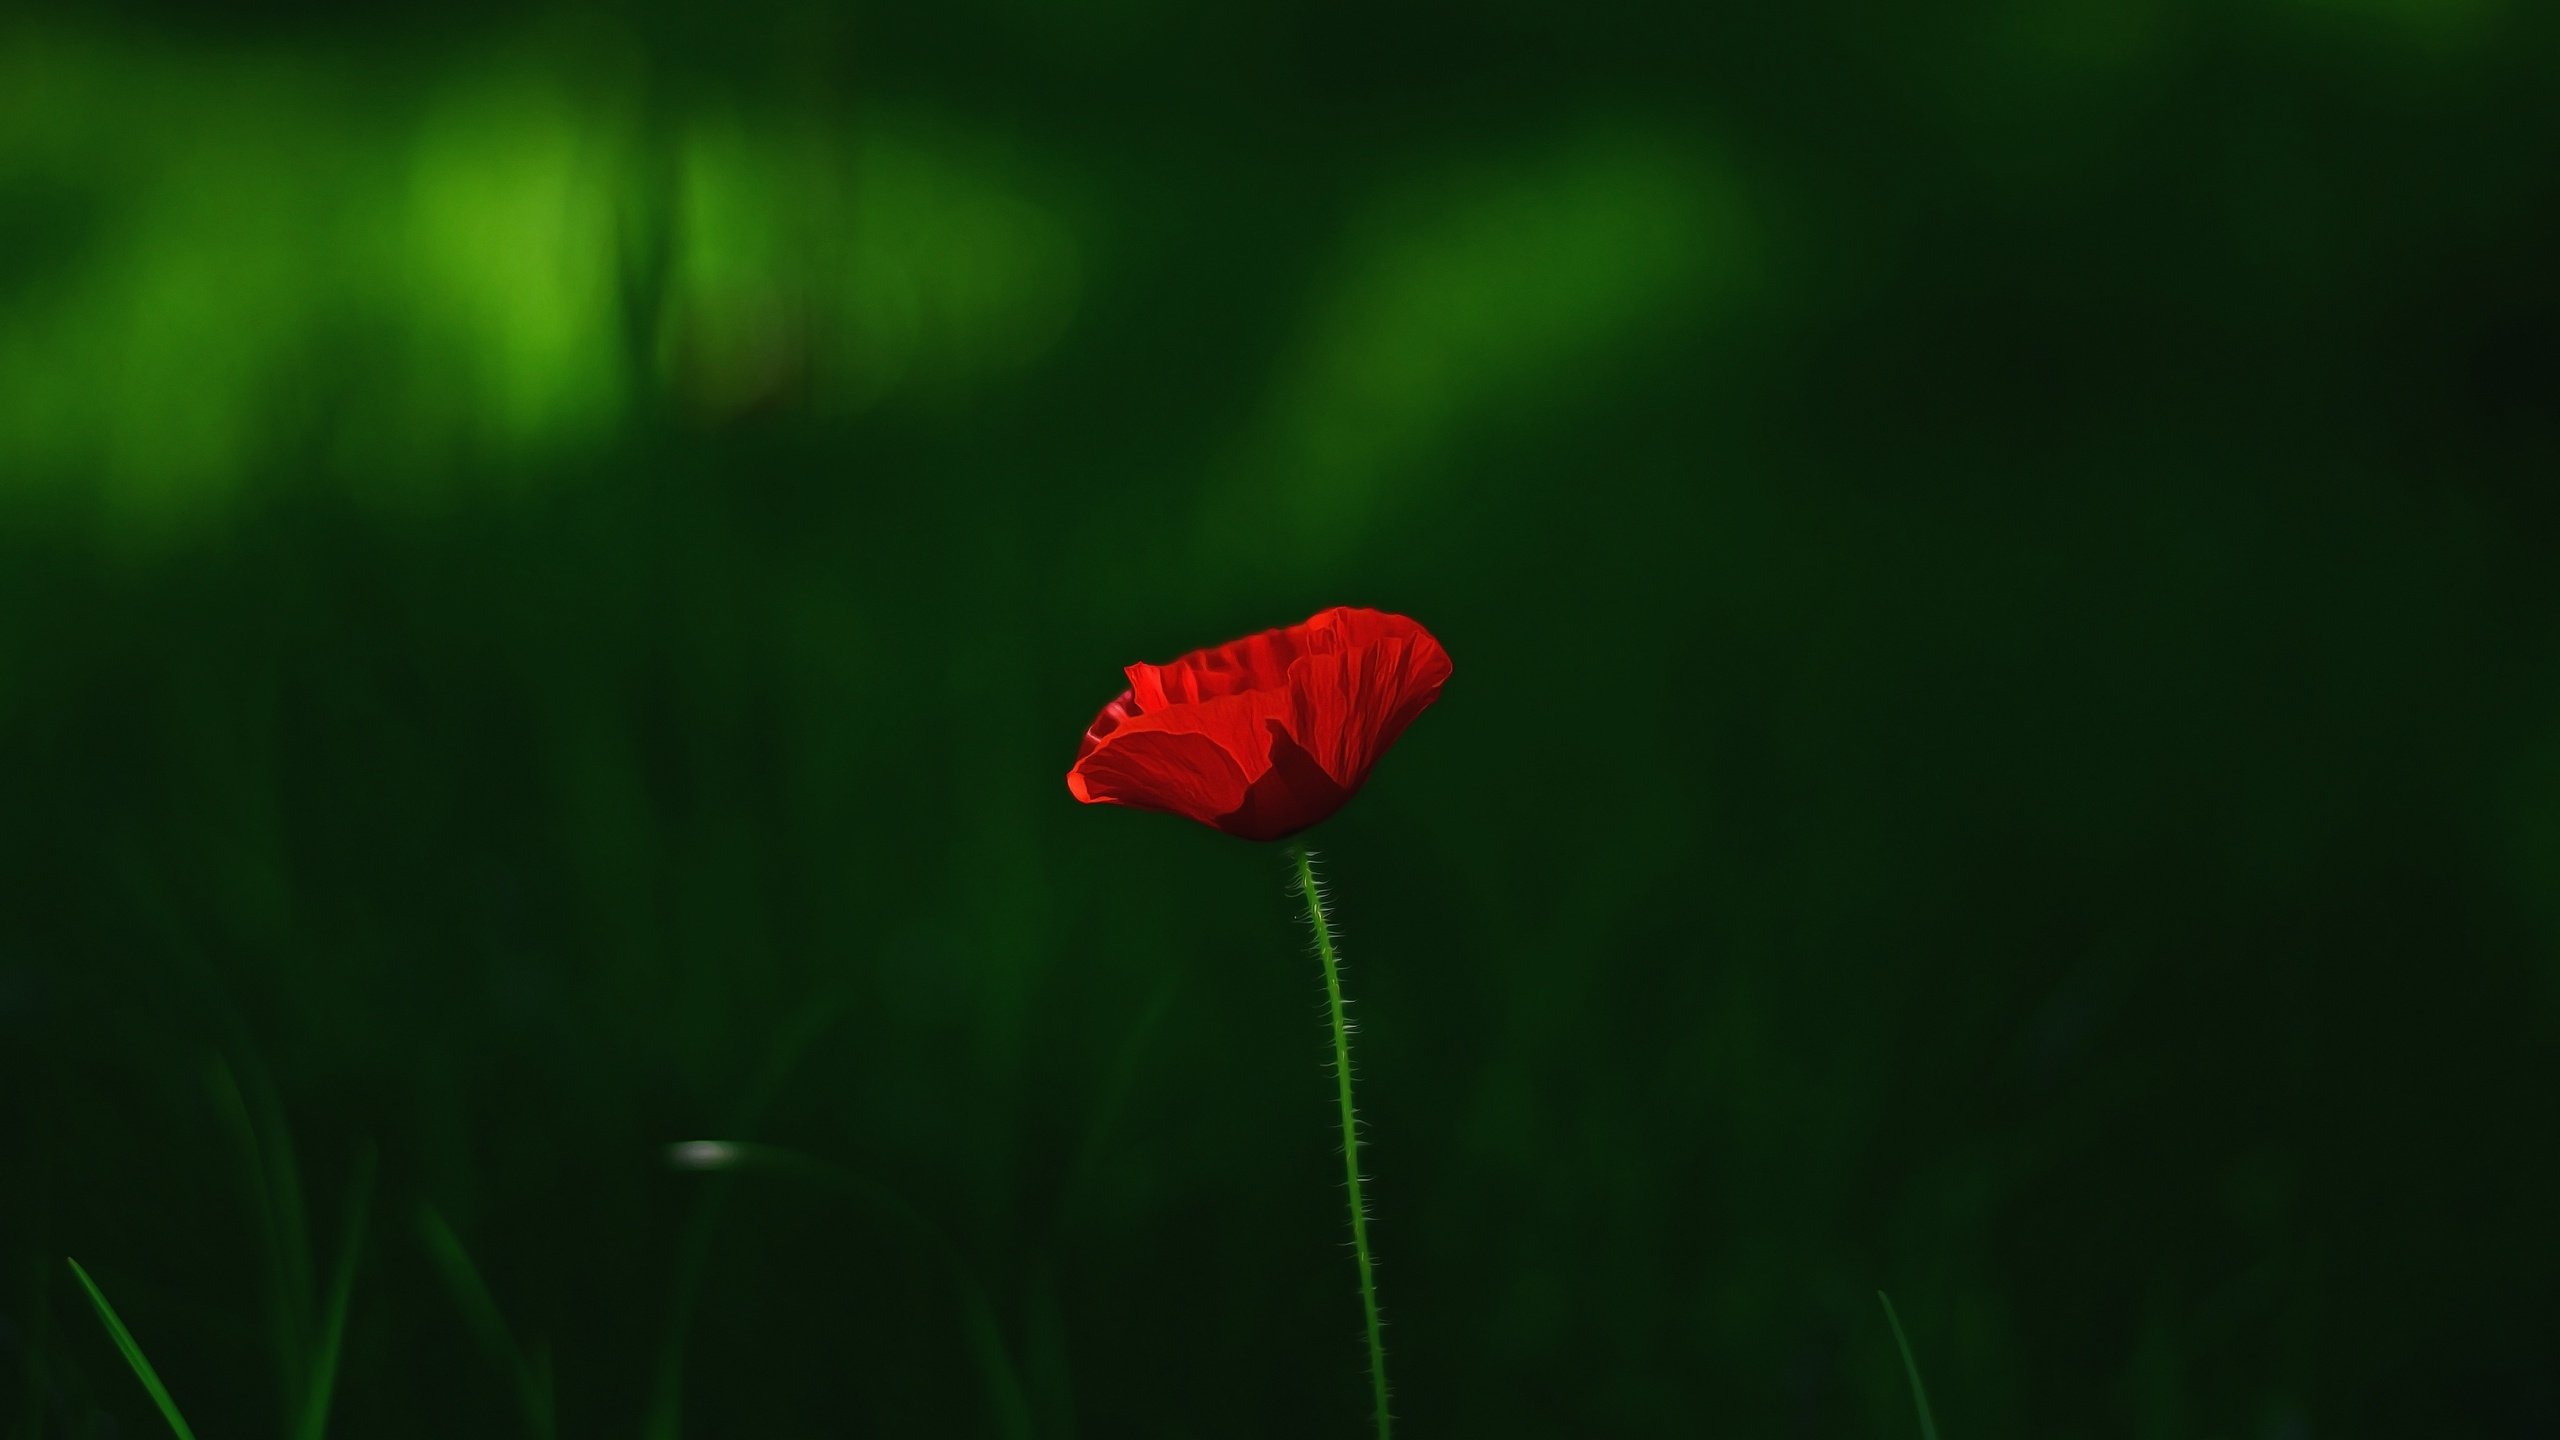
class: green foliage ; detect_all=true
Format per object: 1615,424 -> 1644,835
1878,1292 -> 1941,1440
420,1203 -> 557,1440
297,1148 -> 377,1440
65,1259 -> 200,1440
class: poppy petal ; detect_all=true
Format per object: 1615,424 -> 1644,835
1067,726 -> 1256,827
1067,684 -> 1293,825
1074,689 -> 1141,763
1283,629 -> 1454,792
1219,721 -> 1354,841
1126,625 -> 1310,709
1298,605 -> 1414,649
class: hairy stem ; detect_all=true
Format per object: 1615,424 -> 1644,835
1292,846 -> 1390,1440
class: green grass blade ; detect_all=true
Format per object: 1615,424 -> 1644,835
962,1287 -> 1037,1440
420,1202 -> 555,1440
1876,1290 -> 1941,1440
527,1340 -> 557,1440
1054,973 -> 1179,1231
65,1258 -> 200,1440
211,1055 -> 313,1409
1022,1261 -> 1077,1440
644,1170 -> 729,1440
660,1141 -> 1035,1439
295,1147 -> 377,1440
646,987 -> 855,1440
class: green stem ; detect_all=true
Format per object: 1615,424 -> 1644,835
1292,846 -> 1390,1440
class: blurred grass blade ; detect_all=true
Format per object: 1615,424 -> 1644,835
964,1290 -> 1037,1440
1876,1290 -> 1940,1440
658,1140 -> 1034,1440
1023,1262 -> 1077,1440
1054,973 -> 1178,1231
211,1054 -> 314,1409
527,1340 -> 557,1439
296,1147 -> 377,1440
65,1258 -> 200,1440
647,988 -> 855,1440
645,1169 -> 729,1440
421,1201 -> 556,1440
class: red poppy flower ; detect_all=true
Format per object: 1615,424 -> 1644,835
1067,606 -> 1453,841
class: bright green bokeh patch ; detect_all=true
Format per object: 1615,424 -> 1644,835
1204,126 -> 1758,562
0,24 -> 1080,525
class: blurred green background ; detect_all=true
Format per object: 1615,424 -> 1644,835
5,0 -> 2558,1435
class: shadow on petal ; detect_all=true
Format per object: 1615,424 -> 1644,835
1218,722 -> 1352,842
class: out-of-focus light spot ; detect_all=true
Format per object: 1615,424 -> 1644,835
666,1139 -> 744,1171
831,128 -> 1082,411
653,115 -> 1082,423
658,118 -> 819,420
0,24 -> 1083,526
400,72 -> 632,454
1201,126 -> 1759,565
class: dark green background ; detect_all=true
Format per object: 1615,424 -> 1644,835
5,1 -> 2557,1435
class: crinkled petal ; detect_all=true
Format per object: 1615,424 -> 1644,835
1066,685 -> 1291,826
1069,606 -> 1450,839
1298,605 -> 1421,651
1284,626 -> 1454,792
1126,626 -> 1309,709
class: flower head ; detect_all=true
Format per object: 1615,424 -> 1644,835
1067,607 -> 1453,841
